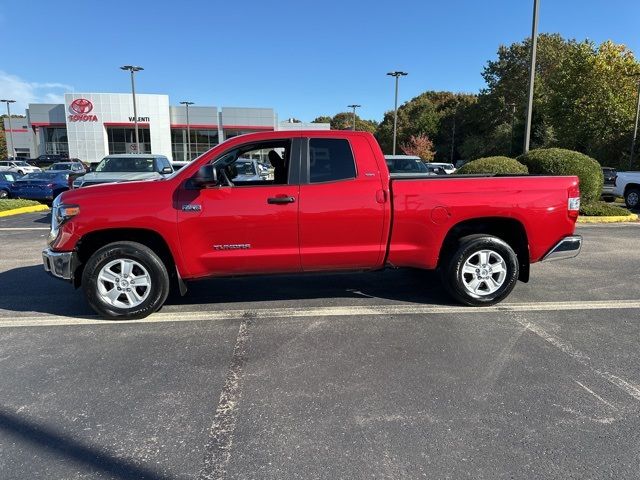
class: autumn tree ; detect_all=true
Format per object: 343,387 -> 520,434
400,134 -> 435,161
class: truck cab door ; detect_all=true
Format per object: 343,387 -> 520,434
177,138 -> 302,278
298,136 -> 388,271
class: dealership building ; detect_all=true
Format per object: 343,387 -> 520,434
3,93 -> 328,163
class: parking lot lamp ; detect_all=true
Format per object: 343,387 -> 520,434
180,101 -> 195,161
523,0 -> 540,153
1,99 -> 17,158
630,77 -> 640,169
387,71 -> 408,155
120,65 -> 144,153
347,104 -> 361,131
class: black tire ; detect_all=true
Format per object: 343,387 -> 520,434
441,235 -> 519,306
624,188 -> 640,209
82,241 -> 170,320
0,189 -> 8,199
17,170 -> 24,176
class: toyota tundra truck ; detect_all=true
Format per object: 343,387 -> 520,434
43,131 -> 582,319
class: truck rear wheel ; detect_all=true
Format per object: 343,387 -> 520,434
82,241 -> 170,320
441,235 -> 519,306
625,188 -> 640,209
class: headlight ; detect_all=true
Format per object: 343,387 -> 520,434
72,176 -> 84,188
48,196 -> 80,247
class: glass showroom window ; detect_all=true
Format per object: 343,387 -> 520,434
107,128 -> 151,154
44,127 -> 69,155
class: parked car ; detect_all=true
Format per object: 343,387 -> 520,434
29,154 -> 68,169
0,160 -> 41,176
72,154 -> 174,188
612,171 -> 640,208
384,155 -> 430,174
601,167 -> 616,201
0,172 -> 19,198
10,171 -> 70,204
429,162 -> 457,174
49,161 -> 87,173
43,130 -> 582,320
425,164 -> 447,175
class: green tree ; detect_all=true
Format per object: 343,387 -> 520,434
311,116 -> 332,124
375,91 -> 477,158
478,34 -> 640,165
312,113 -> 378,133
0,117 -> 6,158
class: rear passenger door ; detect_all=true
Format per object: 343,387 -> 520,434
298,136 -> 387,271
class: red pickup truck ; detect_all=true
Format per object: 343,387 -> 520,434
43,130 -> 582,319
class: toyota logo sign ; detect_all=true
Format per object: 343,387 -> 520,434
68,98 -> 98,122
70,98 -> 94,114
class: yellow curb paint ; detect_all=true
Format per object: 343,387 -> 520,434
0,204 -> 50,218
577,214 -> 638,224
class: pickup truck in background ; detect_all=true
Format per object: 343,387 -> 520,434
43,131 -> 582,319
612,171 -> 640,208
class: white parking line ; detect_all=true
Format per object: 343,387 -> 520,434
0,299 -> 638,328
0,227 -> 49,231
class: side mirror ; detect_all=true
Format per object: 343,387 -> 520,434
192,164 -> 218,187
161,166 -> 173,174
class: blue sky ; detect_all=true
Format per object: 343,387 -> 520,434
2,0 -> 639,122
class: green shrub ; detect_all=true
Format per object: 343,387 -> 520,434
0,199 -> 42,212
580,201 -> 631,217
456,156 -> 528,175
517,148 -> 603,203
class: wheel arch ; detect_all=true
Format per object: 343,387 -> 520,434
74,228 -> 180,289
623,183 -> 640,196
438,217 -> 530,282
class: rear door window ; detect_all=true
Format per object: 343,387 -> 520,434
309,138 -> 356,183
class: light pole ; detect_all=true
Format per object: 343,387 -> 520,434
630,77 -> 640,169
523,0 -> 539,153
347,104 -> 361,131
387,71 -> 408,155
1,99 -> 16,158
507,103 -> 516,155
120,65 -> 144,153
180,101 -> 194,161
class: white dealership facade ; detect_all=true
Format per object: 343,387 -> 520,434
5,93 -> 328,164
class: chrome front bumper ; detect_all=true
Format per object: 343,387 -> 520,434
542,235 -> 582,261
42,248 -> 77,281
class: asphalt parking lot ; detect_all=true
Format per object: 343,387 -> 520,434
1,212 -> 640,479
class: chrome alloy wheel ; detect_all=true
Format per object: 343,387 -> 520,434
461,249 -> 507,297
627,191 -> 639,207
97,258 -> 151,309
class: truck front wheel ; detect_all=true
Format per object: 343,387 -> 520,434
82,241 -> 170,320
441,235 -> 519,306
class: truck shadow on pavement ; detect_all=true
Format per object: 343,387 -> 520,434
0,266 -> 453,318
0,407 -> 175,479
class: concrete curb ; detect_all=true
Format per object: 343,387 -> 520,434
0,204 -> 50,218
577,213 -> 638,224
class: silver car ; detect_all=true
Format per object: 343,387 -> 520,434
73,154 -> 173,188
0,160 -> 41,176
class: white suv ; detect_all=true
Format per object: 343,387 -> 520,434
0,160 -> 41,176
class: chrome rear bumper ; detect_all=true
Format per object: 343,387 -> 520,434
42,248 -> 77,281
542,235 -> 582,261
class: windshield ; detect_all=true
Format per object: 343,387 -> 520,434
50,163 -> 72,170
20,172 -> 67,181
95,157 -> 155,173
387,159 -> 428,173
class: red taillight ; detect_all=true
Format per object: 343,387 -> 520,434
568,184 -> 580,219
